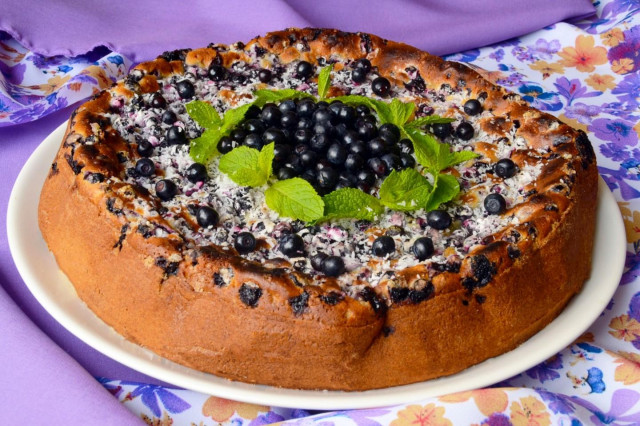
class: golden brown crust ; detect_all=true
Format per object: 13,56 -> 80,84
38,28 -> 598,390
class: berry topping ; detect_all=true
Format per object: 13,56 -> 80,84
234,232 -> 256,254
310,252 -> 328,271
355,58 -> 372,73
176,80 -> 195,99
427,210 -> 452,230
372,235 -> 395,257
326,143 -> 347,166
216,136 -> 235,154
150,93 -> 166,109
296,60 -> 314,78
322,256 -> 345,277
412,237 -> 434,260
484,193 -> 507,214
258,68 -> 272,83
371,77 -> 391,97
196,206 -> 219,228
279,233 -> 305,257
185,163 -> 208,183
463,99 -> 482,116
208,64 -> 227,81
351,68 -> 367,83
494,158 -> 517,179
136,140 -> 154,157
238,283 -> 262,308
456,122 -> 474,141
135,158 -> 155,177
155,179 -> 177,201
166,125 -> 187,145
432,122 -> 453,139
161,110 -> 177,125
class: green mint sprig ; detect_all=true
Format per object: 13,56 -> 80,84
319,187 -> 383,222
378,168 -> 432,211
218,143 -> 274,187
265,178 -> 325,222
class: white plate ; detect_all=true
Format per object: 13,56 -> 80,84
8,121 -> 626,410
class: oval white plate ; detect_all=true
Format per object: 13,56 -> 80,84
8,121 -> 626,410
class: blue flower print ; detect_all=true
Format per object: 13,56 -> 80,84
538,389 -> 576,415
612,72 -> 640,108
586,367 -> 605,394
554,77 -> 601,106
518,83 -> 563,111
444,49 -> 481,63
121,382 -> 191,418
526,354 -> 564,382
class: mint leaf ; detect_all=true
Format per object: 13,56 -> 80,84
407,128 -> 478,172
186,100 -> 222,128
425,174 -> 459,211
384,99 -> 415,126
379,168 -> 432,211
449,150 -> 479,167
190,130 -> 220,163
257,142 -> 275,181
320,187 -> 383,222
220,102 -> 256,133
317,64 -> 333,100
219,145 -> 272,187
254,89 -> 314,106
265,178 -> 324,222
405,115 -> 455,129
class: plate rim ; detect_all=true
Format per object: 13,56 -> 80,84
7,120 -> 627,410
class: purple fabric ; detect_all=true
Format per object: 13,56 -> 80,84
0,0 -> 595,63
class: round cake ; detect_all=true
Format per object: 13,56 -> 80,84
38,28 -> 598,391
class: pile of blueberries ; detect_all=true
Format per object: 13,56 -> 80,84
216,97 -> 416,196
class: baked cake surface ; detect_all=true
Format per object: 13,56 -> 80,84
38,28 -> 598,390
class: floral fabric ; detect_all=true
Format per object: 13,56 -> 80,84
3,0 -> 640,424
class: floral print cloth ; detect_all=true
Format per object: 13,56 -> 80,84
3,0 -> 640,424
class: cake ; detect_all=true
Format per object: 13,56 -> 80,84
38,28 -> 598,391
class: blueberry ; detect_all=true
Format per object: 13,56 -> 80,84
355,104 -> 370,116
294,143 -> 308,155
262,128 -> 287,145
136,140 -> 154,157
399,153 -> 416,169
371,77 -> 391,97
155,179 -> 178,201
344,153 -> 364,171
326,143 -> 347,166
299,150 -> 318,166
244,133 -> 263,150
463,99 -> 482,116
432,122 -> 453,139
357,119 -> 378,141
342,129 -> 360,146
427,210 -> 451,230
196,206 -> 219,228
355,58 -> 372,73
166,126 -> 187,145
378,123 -> 400,143
261,105 -> 282,126
278,166 -> 298,180
208,64 -> 227,81
310,252 -> 328,271
338,105 -> 356,123
161,110 -> 177,125
297,99 -> 316,117
185,163 -> 208,183
313,107 -> 333,123
372,235 -> 395,257
322,256 -> 345,277
301,169 -> 317,184
310,134 -> 331,153
484,193 -> 507,214
367,137 -> 387,156
494,158 -> 517,179
357,170 -> 375,186
351,68 -> 367,83
231,73 -> 246,85
279,100 -> 297,113
297,117 -> 313,130
294,128 -> 313,145
316,101 -> 329,109
150,93 -> 166,108
273,144 -> 292,162
230,128 -> 247,143
243,118 -> 265,134
368,157 -> 387,176
234,232 -> 256,254
412,237 -> 434,260
456,122 -> 475,141
258,68 -> 272,83
217,136 -> 235,154
244,104 -> 261,119
313,122 -> 333,136
176,80 -> 195,99
279,233 -> 305,257
135,158 -> 155,177
398,138 -> 414,154
349,140 -> 368,157
338,172 -> 358,187
280,111 -> 298,128
317,167 -> 339,189
328,101 -> 343,117
296,61 -> 314,78
239,283 -> 262,307
381,153 -> 402,171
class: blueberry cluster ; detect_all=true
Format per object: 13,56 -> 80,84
216,98 -> 415,195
